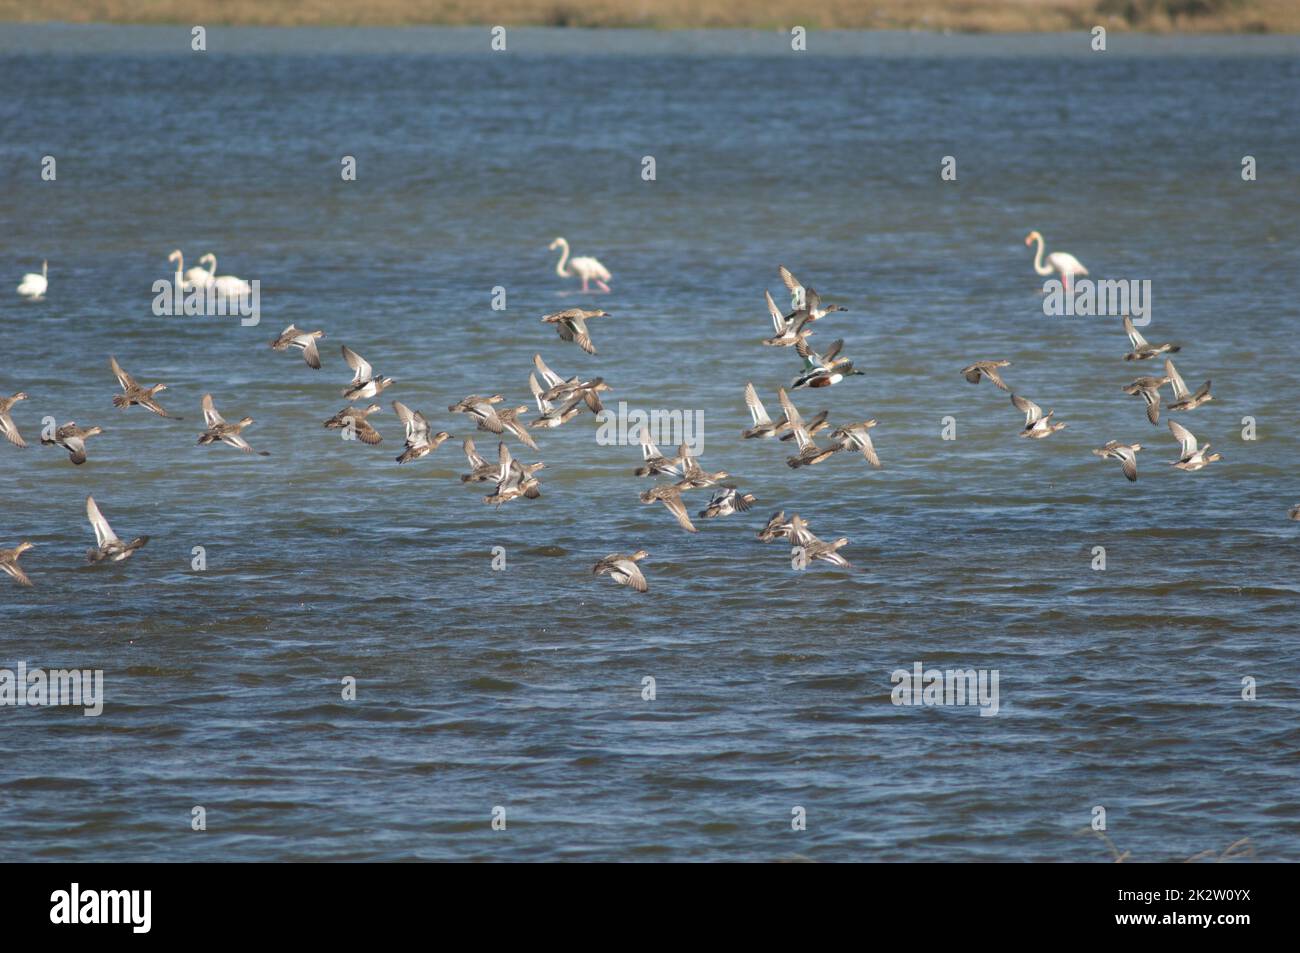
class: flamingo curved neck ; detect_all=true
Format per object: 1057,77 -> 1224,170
1030,235 -> 1052,276
553,240 -> 570,277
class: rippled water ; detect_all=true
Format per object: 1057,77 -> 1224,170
2,26 -> 1298,862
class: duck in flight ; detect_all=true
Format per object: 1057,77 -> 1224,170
1093,441 -> 1143,482
85,495 -> 149,564
110,357 -> 181,419
542,308 -> 607,355
0,391 -> 29,448
780,388 -> 837,467
1168,420 -> 1221,472
789,515 -> 851,569
792,338 -> 862,389
41,421 -> 103,465
1165,359 -> 1213,412
829,420 -> 881,468
324,403 -> 383,445
1122,316 -> 1180,361
340,345 -> 395,401
483,441 -> 543,506
1011,394 -> 1066,438
762,290 -> 814,348
778,266 -> 847,323
198,394 -> 270,455
961,360 -> 1011,391
698,486 -> 756,519
1122,374 -> 1169,425
270,324 -> 325,369
757,511 -> 814,545
393,401 -> 451,463
0,541 -> 34,587
634,429 -> 686,478
640,483 -> 698,533
593,549 -> 649,592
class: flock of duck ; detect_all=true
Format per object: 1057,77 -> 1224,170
3,232 -> 1296,591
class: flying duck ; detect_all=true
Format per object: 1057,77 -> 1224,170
270,324 -> 325,369
41,421 -> 103,465
541,308 -> 607,355
0,391 -> 29,448
593,549 -> 649,593
341,345 -> 395,400
393,401 -> 451,463
110,356 -> 181,419
1093,441 -> 1143,482
1122,316 -> 1180,361
324,403 -> 383,445
199,394 -> 270,454
1011,393 -> 1066,438
85,495 -> 149,564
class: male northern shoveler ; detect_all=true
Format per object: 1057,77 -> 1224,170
792,337 -> 863,389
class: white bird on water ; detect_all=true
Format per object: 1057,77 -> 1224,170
1025,230 -> 1087,294
206,254 -> 252,298
168,250 -> 216,291
549,237 -> 611,294
16,260 -> 47,300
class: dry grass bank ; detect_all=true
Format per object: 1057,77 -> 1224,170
0,0 -> 1295,33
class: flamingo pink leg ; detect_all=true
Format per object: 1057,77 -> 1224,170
580,276 -> 590,293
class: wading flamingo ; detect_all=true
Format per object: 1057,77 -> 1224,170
1025,231 -> 1087,294
207,254 -> 251,298
16,260 -> 47,300
168,250 -> 215,291
550,237 -> 611,294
